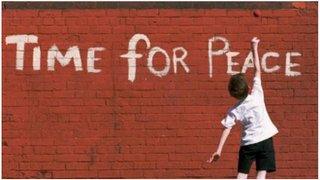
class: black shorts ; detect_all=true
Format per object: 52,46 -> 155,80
238,137 -> 276,174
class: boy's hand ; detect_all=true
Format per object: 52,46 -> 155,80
251,37 -> 260,47
207,152 -> 221,163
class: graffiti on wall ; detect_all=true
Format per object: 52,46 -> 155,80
5,33 -> 302,82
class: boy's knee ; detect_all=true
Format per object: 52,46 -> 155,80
237,172 -> 248,179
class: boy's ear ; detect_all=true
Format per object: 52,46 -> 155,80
248,85 -> 252,93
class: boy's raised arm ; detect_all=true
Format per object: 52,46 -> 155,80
251,37 -> 265,97
252,37 -> 261,79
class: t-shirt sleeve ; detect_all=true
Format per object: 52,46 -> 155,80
220,110 -> 238,128
251,76 -> 264,98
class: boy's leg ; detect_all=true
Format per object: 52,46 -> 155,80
256,138 -> 276,174
237,172 -> 248,179
256,170 -> 266,179
238,145 -> 255,179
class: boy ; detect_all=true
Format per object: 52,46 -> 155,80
207,37 -> 279,179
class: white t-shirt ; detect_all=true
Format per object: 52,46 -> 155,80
221,76 -> 279,146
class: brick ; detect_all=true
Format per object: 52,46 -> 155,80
53,170 -> 97,178
204,9 -> 227,17
134,162 -> 156,169
97,170 -> 121,178
65,162 -> 90,170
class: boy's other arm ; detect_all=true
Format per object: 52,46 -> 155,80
252,37 -> 261,79
207,127 -> 231,163
216,127 -> 231,154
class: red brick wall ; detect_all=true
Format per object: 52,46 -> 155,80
2,2 -> 317,178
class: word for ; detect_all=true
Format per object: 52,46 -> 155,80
120,34 -> 190,82
5,34 -> 302,82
